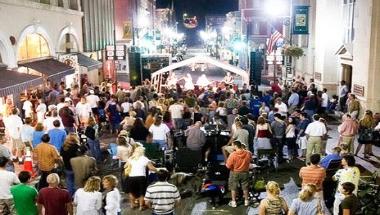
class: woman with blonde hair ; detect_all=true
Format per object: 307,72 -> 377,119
124,146 -> 156,210
102,175 -> 121,215
60,133 -> 80,196
258,181 -> 288,215
355,110 -> 376,158
289,184 -> 324,215
74,176 -> 102,215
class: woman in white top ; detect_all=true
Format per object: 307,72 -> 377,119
124,146 -> 156,210
102,175 -> 121,215
216,102 -> 227,123
74,176 -> 102,215
285,117 -> 297,160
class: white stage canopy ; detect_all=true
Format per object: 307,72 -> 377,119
151,55 -> 249,84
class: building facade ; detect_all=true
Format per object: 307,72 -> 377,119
0,0 -> 83,69
297,0 -> 380,112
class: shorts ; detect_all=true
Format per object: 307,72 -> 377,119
11,138 -> 24,150
223,145 -> 235,154
125,176 -> 147,197
229,171 -> 250,191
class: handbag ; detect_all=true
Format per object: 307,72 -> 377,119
358,128 -> 374,143
253,178 -> 266,191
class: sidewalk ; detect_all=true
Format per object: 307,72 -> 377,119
325,123 -> 380,173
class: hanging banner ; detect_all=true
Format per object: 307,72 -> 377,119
293,5 -> 309,35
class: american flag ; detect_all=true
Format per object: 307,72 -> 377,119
267,29 -> 283,54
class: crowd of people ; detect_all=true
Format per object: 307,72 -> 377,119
0,76 -> 377,215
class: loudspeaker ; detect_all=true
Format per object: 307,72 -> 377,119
128,52 -> 142,87
249,51 -> 264,85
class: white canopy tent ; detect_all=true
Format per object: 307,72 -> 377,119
151,55 -> 249,90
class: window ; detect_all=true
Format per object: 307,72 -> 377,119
69,0 -> 78,10
18,33 -> 50,61
343,0 -> 355,43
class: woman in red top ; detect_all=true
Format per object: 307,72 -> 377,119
255,116 -> 273,151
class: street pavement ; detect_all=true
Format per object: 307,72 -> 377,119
122,123 -> 379,215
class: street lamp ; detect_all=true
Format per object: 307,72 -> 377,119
264,0 -> 292,82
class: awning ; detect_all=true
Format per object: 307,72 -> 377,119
0,68 -> 43,97
19,58 -> 75,82
77,53 -> 102,71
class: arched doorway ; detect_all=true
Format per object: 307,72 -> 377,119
17,33 -> 50,61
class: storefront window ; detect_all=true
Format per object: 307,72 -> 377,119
18,33 -> 50,61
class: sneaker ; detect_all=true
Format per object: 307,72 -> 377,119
244,200 -> 250,206
228,200 -> 237,208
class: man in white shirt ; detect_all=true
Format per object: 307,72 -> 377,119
149,116 -> 171,150
304,114 -> 327,164
56,97 -> 66,114
0,156 -> 20,214
168,100 -> 184,130
75,97 -> 92,126
4,109 -> 23,162
86,90 -> 100,116
274,98 -> 288,117
22,97 -> 33,119
321,88 -> 329,113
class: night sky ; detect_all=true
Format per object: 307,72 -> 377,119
157,0 -> 239,46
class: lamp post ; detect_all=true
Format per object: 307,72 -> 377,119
264,0 -> 293,82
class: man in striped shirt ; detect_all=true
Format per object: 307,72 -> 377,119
299,153 -> 326,191
145,169 -> 181,215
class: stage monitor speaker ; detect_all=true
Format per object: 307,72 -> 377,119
249,51 -> 264,86
128,52 -> 142,87
175,148 -> 202,173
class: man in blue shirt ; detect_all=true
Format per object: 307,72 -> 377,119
288,89 -> 300,114
47,120 -> 66,151
249,96 -> 261,118
320,147 -> 342,169
296,112 -> 310,158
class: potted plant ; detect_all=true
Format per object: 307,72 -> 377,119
283,46 -> 304,58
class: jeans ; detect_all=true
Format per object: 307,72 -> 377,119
64,127 -> 75,134
272,137 -> 285,161
87,138 -> 102,162
65,170 -> 76,197
153,140 -> 167,150
304,109 -> 316,119
173,118 -> 184,130
286,137 -> 298,157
